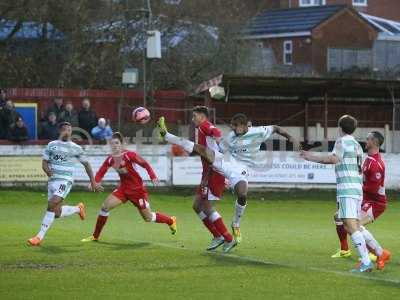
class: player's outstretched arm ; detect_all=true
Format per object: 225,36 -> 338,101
81,160 -> 103,192
42,159 -> 53,177
300,151 -> 339,165
272,125 -> 300,150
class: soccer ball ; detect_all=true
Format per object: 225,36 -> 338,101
209,86 -> 225,100
132,107 -> 151,124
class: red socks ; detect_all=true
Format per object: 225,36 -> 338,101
156,212 -> 173,225
209,211 -> 233,242
202,218 -> 221,238
212,218 -> 233,242
93,215 -> 108,239
336,224 -> 349,251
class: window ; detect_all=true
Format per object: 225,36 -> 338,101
283,41 -> 293,65
299,0 -> 326,7
353,0 -> 367,6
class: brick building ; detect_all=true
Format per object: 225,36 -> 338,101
269,0 -> 400,21
241,5 -> 400,74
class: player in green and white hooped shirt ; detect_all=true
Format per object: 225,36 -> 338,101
157,113 -> 297,247
220,113 -> 298,242
301,115 -> 379,273
28,122 -> 102,246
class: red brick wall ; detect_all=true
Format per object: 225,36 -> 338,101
311,8 -> 377,73
263,37 -> 313,65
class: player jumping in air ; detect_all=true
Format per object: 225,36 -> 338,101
191,106 -> 234,251
331,131 -> 391,270
157,113 -> 297,246
301,115 -> 384,272
81,132 -> 176,242
28,122 -> 101,246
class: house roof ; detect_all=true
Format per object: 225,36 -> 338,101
360,13 -> 400,36
242,5 -> 346,38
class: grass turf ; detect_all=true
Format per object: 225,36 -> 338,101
0,189 -> 399,299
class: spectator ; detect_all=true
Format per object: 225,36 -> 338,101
8,116 -> 29,142
40,112 -> 59,140
60,101 -> 79,127
46,98 -> 66,121
91,118 -> 113,141
0,89 -> 7,109
0,100 -> 21,139
78,98 -> 97,136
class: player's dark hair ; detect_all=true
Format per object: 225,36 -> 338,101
338,115 -> 357,135
370,131 -> 384,147
112,132 -> 124,143
192,106 -> 209,118
58,122 -> 71,129
231,113 -> 248,125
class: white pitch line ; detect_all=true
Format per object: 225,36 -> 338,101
132,239 -> 400,285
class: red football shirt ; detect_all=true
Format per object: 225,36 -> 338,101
362,152 -> 387,204
95,150 -> 157,191
197,120 -> 222,176
197,120 -> 225,193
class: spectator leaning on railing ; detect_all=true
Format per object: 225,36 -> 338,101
78,97 -> 97,137
60,101 -> 79,127
46,97 -> 66,121
0,100 -> 21,139
91,118 -> 113,141
8,116 -> 28,142
39,112 -> 59,140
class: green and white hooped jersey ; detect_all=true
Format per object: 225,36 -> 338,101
220,126 -> 274,167
332,135 -> 363,200
43,140 -> 87,182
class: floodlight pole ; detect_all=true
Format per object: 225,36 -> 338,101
142,0 -> 153,107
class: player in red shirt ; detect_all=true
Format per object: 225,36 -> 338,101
332,131 -> 390,270
191,106 -> 234,251
81,132 -> 177,242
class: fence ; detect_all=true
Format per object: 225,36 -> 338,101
1,145 -> 400,190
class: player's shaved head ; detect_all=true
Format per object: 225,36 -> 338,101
192,106 -> 209,118
58,121 -> 71,130
231,113 -> 248,126
112,132 -> 124,143
369,131 -> 384,147
338,115 -> 357,135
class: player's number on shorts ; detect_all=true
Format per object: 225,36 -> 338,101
58,184 -> 66,193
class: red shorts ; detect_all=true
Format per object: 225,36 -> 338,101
112,186 -> 149,210
196,174 -> 225,201
361,200 -> 386,220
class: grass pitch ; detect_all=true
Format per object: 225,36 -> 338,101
0,189 -> 399,299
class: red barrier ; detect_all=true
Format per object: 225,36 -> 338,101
6,88 -> 188,123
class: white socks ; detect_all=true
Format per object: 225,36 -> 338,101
209,211 -> 221,223
150,212 -> 157,222
198,211 -> 207,221
37,211 -> 55,240
351,231 -> 371,265
232,200 -> 246,227
99,209 -> 110,217
360,226 -> 383,257
60,205 -> 80,218
165,133 -> 194,153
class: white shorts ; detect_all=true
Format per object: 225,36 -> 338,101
337,197 -> 361,220
207,190 -> 220,201
48,180 -> 73,201
212,151 -> 249,189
